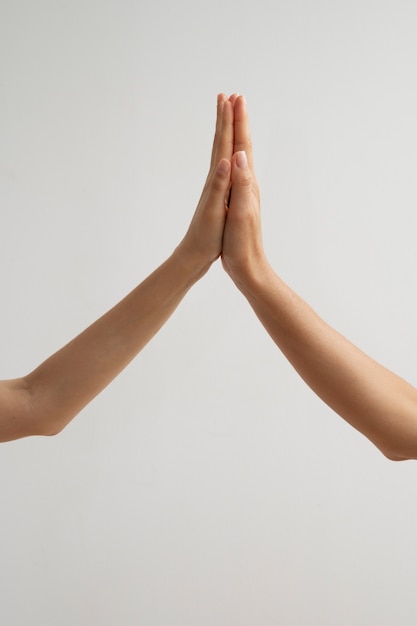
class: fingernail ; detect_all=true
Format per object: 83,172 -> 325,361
236,151 -> 247,169
217,159 -> 230,175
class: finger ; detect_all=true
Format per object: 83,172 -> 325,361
229,151 -> 252,211
214,99 -> 234,165
209,93 -> 228,170
207,100 -> 233,207
214,158 -> 232,194
228,93 -> 240,105
204,157 -> 231,215
233,96 -> 254,171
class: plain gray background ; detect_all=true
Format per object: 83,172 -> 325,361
1,0 -> 417,624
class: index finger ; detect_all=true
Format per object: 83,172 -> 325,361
210,95 -> 234,172
233,96 -> 255,171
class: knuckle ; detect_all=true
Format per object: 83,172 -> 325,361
235,138 -> 253,152
238,172 -> 252,188
211,173 -> 227,193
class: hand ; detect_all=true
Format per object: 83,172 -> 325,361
178,94 -> 233,274
221,96 -> 266,287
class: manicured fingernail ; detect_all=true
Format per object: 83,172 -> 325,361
217,159 -> 230,175
236,151 -> 247,169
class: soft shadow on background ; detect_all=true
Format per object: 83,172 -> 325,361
1,1 -> 417,624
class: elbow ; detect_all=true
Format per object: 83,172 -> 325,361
382,450 -> 410,462
380,443 -> 417,462
29,413 -> 67,438
373,425 -> 417,462
36,422 -> 65,438
22,375 -> 65,438
31,408 -> 67,438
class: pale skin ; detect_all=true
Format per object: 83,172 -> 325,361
3,96 -> 417,460
0,94 -> 234,442
222,95 -> 417,462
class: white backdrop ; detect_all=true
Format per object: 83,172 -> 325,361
1,1 -> 417,624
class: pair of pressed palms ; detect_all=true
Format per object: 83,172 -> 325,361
1,95 -> 415,462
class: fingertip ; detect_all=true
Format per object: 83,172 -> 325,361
217,158 -> 231,176
235,151 -> 248,169
222,99 -> 233,119
234,95 -> 247,117
231,151 -> 251,187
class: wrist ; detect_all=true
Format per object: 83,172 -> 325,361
172,240 -> 214,285
224,253 -> 272,294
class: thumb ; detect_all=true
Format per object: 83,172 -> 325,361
204,157 -> 231,208
213,157 -> 231,193
230,151 -> 252,211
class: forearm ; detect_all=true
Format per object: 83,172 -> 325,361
21,247 -> 207,438
0,93 -> 234,443
238,261 -> 417,461
221,95 -> 417,460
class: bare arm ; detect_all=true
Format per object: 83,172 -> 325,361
222,95 -> 417,461
0,95 -> 234,442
